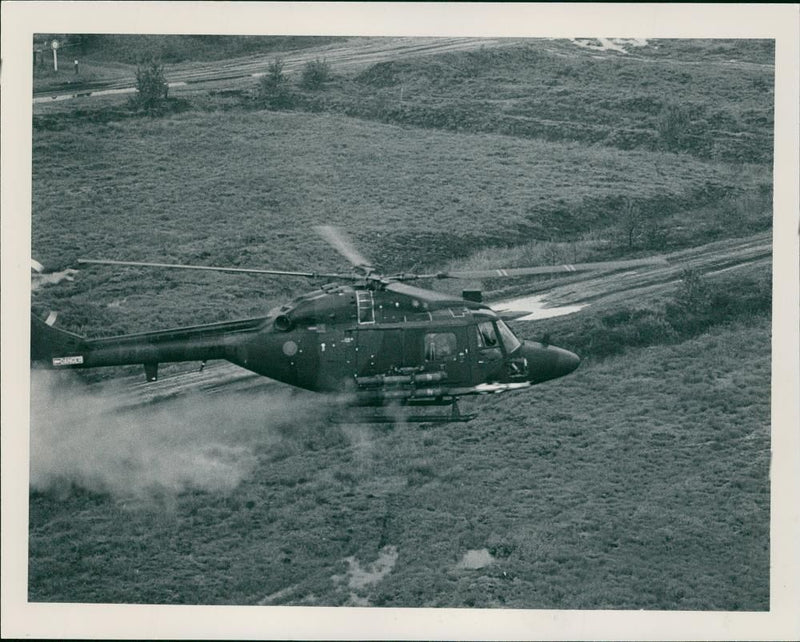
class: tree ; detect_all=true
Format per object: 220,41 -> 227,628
133,61 -> 169,113
256,58 -> 294,108
620,197 -> 644,249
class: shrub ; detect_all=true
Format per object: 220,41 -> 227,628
300,58 -> 332,90
356,61 -> 403,87
666,267 -> 770,335
674,268 -> 712,313
72,34 -> 103,56
256,58 -> 294,109
132,61 -> 169,113
663,269 -> 712,335
619,197 -> 644,249
656,102 -> 692,152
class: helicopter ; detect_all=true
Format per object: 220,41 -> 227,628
31,226 -> 667,422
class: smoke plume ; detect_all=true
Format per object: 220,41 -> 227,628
29,369 -> 329,500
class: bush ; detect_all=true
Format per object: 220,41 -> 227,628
666,267 -> 770,335
356,61 -> 403,87
132,61 -> 169,113
674,268 -> 712,313
619,197 -> 643,249
656,102 -> 692,151
255,58 -> 294,109
300,58 -> 332,90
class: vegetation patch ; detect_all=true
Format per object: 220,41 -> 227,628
524,265 -> 771,361
253,59 -> 295,109
290,40 -> 774,163
35,39 -> 774,165
300,58 -> 333,91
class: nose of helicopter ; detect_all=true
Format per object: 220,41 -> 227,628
520,341 -> 581,384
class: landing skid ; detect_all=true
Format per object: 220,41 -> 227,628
331,400 -> 477,424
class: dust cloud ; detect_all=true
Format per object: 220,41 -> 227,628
29,370 -> 328,500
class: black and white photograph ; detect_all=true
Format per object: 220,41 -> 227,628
2,3 -> 799,640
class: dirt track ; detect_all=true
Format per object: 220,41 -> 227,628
33,37 -> 520,102
33,36 -> 772,104
532,231 -> 771,308
78,230 -> 770,408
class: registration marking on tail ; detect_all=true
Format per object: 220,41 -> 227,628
52,355 -> 84,366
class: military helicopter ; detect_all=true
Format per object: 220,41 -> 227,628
31,226 -> 666,422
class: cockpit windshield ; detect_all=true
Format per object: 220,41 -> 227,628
477,321 -> 499,348
496,319 -> 521,353
476,319 -> 521,353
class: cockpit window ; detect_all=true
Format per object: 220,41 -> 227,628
477,321 -> 499,348
496,319 -> 521,353
477,319 -> 521,353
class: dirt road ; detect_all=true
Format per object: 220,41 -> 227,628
523,231 -> 771,308
33,36 -> 519,103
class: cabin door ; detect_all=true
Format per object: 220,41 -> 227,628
419,327 -> 472,385
354,328 -> 404,377
315,328 -> 356,392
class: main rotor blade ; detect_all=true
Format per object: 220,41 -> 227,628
407,256 -> 669,280
315,225 -> 373,271
77,258 -> 358,280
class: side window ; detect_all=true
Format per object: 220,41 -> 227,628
424,332 -> 457,361
476,321 -> 498,348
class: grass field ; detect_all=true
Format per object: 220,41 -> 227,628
28,37 -> 773,610
32,109 -> 770,337
28,314 -> 770,608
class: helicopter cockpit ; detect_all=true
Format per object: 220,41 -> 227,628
476,318 -> 522,354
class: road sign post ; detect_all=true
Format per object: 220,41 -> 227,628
51,39 -> 59,72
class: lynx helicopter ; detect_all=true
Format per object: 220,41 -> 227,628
31,226 -> 666,422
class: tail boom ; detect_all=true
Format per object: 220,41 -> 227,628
31,313 -> 267,375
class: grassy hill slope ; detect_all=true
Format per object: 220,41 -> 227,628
313,39 -> 774,163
